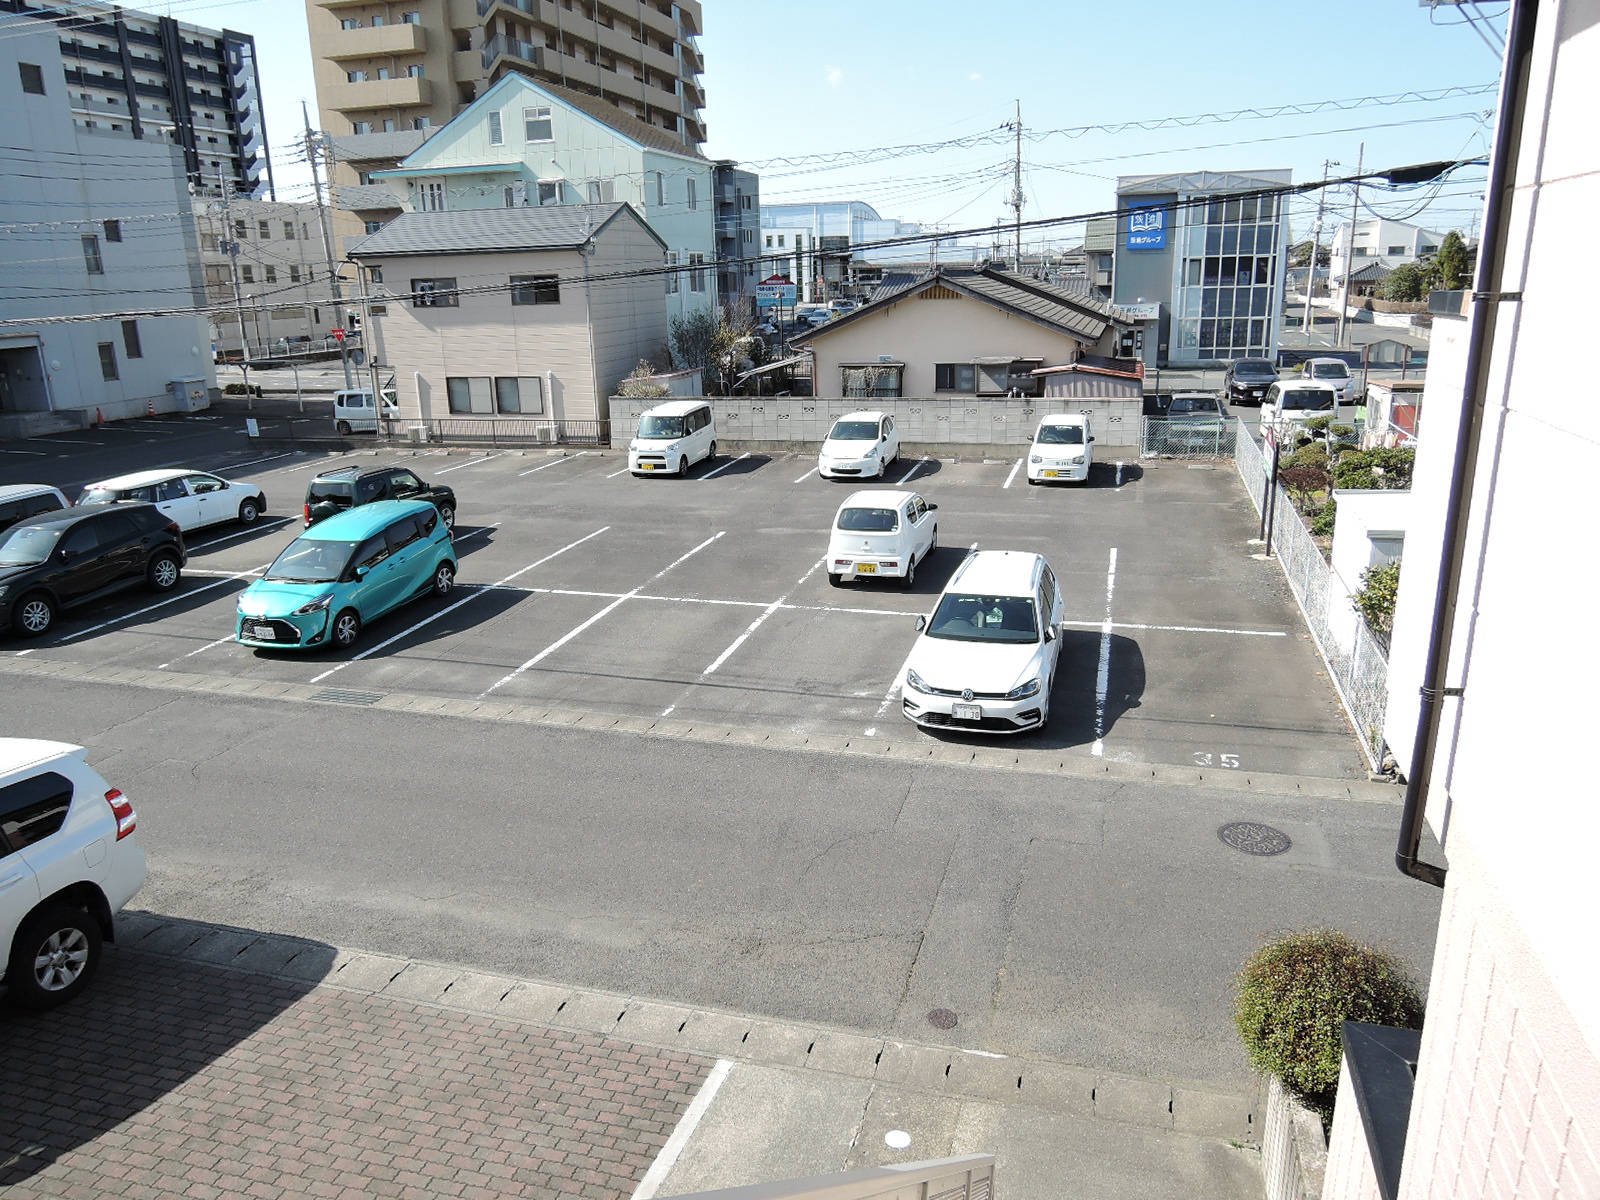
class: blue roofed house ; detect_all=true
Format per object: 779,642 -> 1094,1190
367,74 -> 716,324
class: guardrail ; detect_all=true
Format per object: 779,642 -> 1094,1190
388,418 -> 610,447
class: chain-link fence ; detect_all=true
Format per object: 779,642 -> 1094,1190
1234,421 -> 1390,770
1141,416 -> 1238,459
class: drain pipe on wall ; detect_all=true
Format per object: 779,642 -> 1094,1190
1395,0 -> 1538,889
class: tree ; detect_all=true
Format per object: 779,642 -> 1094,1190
616,360 -> 671,399
669,305 -> 758,396
1352,561 -> 1401,641
1289,240 -> 1331,269
1383,262 -> 1427,303
1428,230 -> 1471,291
1331,446 -> 1414,491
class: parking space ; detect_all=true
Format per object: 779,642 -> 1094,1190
2,444 -> 1366,779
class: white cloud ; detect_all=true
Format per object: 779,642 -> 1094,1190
969,73 -> 984,82
825,66 -> 843,87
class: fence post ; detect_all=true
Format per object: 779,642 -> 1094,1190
1260,434 -> 1281,556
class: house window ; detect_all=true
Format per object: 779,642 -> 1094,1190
411,277 -> 458,307
406,65 -> 423,78
283,221 -> 296,240
777,234 -> 785,248
102,219 -> 122,243
346,69 -> 365,83
370,267 -> 383,283
524,106 -> 552,142
665,250 -> 679,294
264,266 -> 277,283
510,274 -> 560,305
382,119 -> 396,132
765,235 -> 772,248
537,181 -> 560,205
1387,245 -> 1406,256
121,320 -> 142,359
201,233 -> 219,251
289,265 -> 301,282
445,376 -> 492,413
241,266 -> 253,283
376,67 -> 391,80
82,234 -> 103,274
364,220 -> 385,234
401,10 -> 420,22
412,117 -> 431,130
488,111 -> 503,145
586,179 -> 613,203
934,363 -> 976,392
19,62 -> 46,95
340,17 -> 360,28
494,376 -> 544,413
419,181 -> 446,211
371,14 -> 385,25
1369,535 -> 1404,568
233,219 -> 247,239
688,251 -> 706,293
351,120 -> 372,134
97,342 -> 118,381
652,171 -> 665,207
686,178 -> 698,210
841,365 -> 902,398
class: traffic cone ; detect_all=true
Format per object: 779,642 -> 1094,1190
95,408 -> 103,427
147,398 -> 156,417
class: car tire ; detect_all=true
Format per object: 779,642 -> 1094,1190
11,592 -> 54,638
146,551 -> 181,592
929,526 -> 938,554
437,504 -> 455,529
827,571 -> 846,588
432,561 -> 455,597
708,440 -> 717,461
331,608 -> 361,649
1027,475 -> 1040,485
238,497 -> 261,525
336,420 -> 352,436
677,456 -> 687,477
901,554 -> 917,591
5,902 -> 103,1011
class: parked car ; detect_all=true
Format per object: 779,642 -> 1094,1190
819,411 -> 901,479
794,304 -> 831,327
237,500 -> 457,651
1223,359 -> 1279,406
0,484 -> 69,534
0,505 -> 185,638
1162,393 -> 1230,452
1026,414 -> 1095,483
303,464 -> 455,528
900,550 -> 1065,735
1261,380 -> 1341,437
77,469 -> 266,532
828,299 -> 861,315
826,490 -> 937,589
1301,357 -> 1358,403
332,388 -> 399,436
628,400 -> 716,476
1,739 -> 146,1010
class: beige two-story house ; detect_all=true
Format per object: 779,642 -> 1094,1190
347,202 -> 666,426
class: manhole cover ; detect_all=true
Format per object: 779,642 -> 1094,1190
1218,822 -> 1292,856
927,1008 -> 958,1030
310,688 -> 386,706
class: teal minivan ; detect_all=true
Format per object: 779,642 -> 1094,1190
236,500 -> 456,650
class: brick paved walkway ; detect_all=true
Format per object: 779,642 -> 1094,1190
0,948 -> 713,1200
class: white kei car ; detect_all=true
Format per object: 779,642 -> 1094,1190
818,411 -> 901,480
77,468 -> 267,532
1026,414 -> 1095,483
827,489 -> 937,589
901,550 -> 1065,735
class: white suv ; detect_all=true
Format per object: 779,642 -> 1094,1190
901,550 -> 1065,734
2,740 -> 146,1010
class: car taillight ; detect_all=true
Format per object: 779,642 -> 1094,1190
104,788 -> 136,839
165,520 -> 181,536
303,503 -> 312,525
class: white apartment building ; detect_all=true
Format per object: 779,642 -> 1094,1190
1328,218 -> 1448,284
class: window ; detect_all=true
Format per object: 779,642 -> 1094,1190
411,277 -> 458,307
1387,245 -> 1406,256
201,233 -> 219,251
19,62 -> 46,95
686,177 -> 698,210
842,366 -> 902,398
264,266 -> 277,283
82,234 -> 103,274
371,13 -> 385,25
688,251 -> 706,293
777,234 -> 785,248
652,171 -> 665,207
382,119 -> 396,133
376,67 -> 391,80
510,274 -> 560,305
494,376 -> 544,413
934,363 -> 975,392
407,64 -> 423,78
283,221 -> 296,240
121,319 -> 142,359
401,10 -> 420,22
488,111 -> 503,144
524,106 -> 552,141
537,181 -> 560,206
351,120 -> 372,134
102,219 -> 122,243
241,265 -> 253,283
586,179 -> 613,203
97,342 -> 118,381
340,17 -> 360,29
364,220 -> 384,234
665,250 -> 679,294
764,234 -> 772,248
1369,535 -> 1404,568
346,69 -> 365,83
419,181 -> 445,211
445,376 -> 492,413
369,267 -> 383,283
233,218 -> 247,239
353,533 -> 390,573
0,772 -> 73,850
413,117 -> 431,130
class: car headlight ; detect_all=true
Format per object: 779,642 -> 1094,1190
292,594 -> 334,616
905,668 -> 931,694
1030,454 -> 1042,464
1006,676 -> 1041,700
1069,454 -> 1084,464
629,439 -> 639,452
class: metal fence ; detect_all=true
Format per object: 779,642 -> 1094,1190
1234,419 -> 1390,770
387,418 -> 610,447
1141,416 -> 1238,459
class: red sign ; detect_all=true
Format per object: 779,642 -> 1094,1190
760,274 -> 792,285
330,328 -> 346,341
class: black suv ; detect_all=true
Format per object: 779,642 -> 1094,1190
303,465 -> 456,529
1223,359 -> 1280,406
0,506 -> 186,638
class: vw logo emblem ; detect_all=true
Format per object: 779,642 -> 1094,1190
961,689 -> 974,702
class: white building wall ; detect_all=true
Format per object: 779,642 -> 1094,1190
1330,219 -> 1448,284
1326,489 -> 1409,657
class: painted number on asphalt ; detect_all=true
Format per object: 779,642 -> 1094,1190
1193,752 -> 1241,768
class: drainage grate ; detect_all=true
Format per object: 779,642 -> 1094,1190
1218,822 -> 1292,857
927,1008 -> 959,1030
310,688 -> 386,706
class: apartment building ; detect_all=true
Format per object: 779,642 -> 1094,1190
1328,217 -> 1447,284
192,200 -> 344,354
0,0 -> 271,196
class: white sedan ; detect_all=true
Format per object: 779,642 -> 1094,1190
819,411 -> 901,479
76,469 -> 267,532
827,489 -> 937,589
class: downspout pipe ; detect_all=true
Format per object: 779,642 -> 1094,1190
1395,0 -> 1538,889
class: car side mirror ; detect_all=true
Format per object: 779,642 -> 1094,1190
914,615 -> 927,632
1043,628 -> 1055,643
355,565 -> 369,578
927,502 -> 938,511
1087,436 -> 1096,443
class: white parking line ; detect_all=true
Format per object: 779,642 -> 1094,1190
432,453 -> 502,475
223,451 -> 302,472
699,453 -> 749,481
28,437 -> 105,446
187,517 -> 292,551
1003,458 -> 1023,489
895,456 -> 930,485
1063,619 -> 1287,637
157,633 -> 235,670
306,526 -> 607,685
1091,547 -> 1118,758
871,638 -> 923,726
700,559 -> 823,676
54,562 -> 271,644
518,451 -> 590,477
0,448 -> 50,456
606,465 -> 632,479
793,466 -> 817,483
476,531 -> 724,699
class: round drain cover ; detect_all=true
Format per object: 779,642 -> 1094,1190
927,1008 -> 959,1030
1218,822 -> 1292,856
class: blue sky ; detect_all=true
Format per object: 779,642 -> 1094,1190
206,0 -> 1506,245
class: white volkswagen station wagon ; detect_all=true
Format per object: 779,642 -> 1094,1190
827,489 -> 937,589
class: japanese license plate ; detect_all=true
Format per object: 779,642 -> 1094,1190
952,703 -> 982,721
640,463 -> 658,470
1043,470 -> 1060,478
250,625 -> 275,640
854,563 -> 877,574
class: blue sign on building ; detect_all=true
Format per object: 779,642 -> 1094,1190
1126,205 -> 1166,250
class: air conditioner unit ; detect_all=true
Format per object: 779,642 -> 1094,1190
407,424 -> 429,445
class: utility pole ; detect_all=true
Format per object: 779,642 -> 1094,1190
1006,101 -> 1024,269
216,166 -> 253,406
1336,143 -> 1365,350
1300,158 -> 1337,344
304,100 -> 354,389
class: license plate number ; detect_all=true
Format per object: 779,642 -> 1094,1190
1043,470 -> 1060,478
854,563 -> 877,574
250,625 -> 275,640
640,463 -> 658,470
952,703 -> 982,721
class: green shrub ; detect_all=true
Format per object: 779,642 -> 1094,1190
1282,442 -> 1329,472
1234,930 -> 1423,1115
223,382 -> 261,396
1332,447 -> 1414,491
1352,562 -> 1401,637
1311,498 -> 1337,537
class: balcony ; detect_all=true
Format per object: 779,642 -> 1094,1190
638,2 -> 677,40
325,22 -> 426,60
324,75 -> 433,112
477,0 -> 536,16
482,35 -> 542,73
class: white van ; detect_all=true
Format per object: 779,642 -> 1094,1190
1026,414 -> 1094,484
333,388 -> 398,435
629,400 -> 716,476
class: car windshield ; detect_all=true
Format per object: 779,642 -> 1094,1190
1281,389 -> 1334,411
837,507 -> 898,533
1035,424 -> 1085,445
927,593 -> 1039,643
829,421 -> 880,441
265,538 -> 358,584
1235,360 -> 1276,377
0,525 -> 62,567
1168,397 -> 1219,414
638,415 -> 685,439
1309,362 -> 1350,380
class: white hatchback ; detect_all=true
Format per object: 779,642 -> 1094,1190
819,411 -> 901,480
901,550 -> 1065,735
2,739 -> 146,1010
827,490 -> 937,589
77,468 -> 268,532
1026,414 -> 1095,483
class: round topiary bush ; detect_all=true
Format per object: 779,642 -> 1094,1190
1234,930 -> 1423,1114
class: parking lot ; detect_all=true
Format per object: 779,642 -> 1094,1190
1,435 -> 1365,780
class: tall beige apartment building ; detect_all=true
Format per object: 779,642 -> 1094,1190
305,0 -> 705,198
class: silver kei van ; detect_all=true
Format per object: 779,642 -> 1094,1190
332,388 -> 398,435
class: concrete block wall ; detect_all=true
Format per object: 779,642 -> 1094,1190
607,396 -> 1144,457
